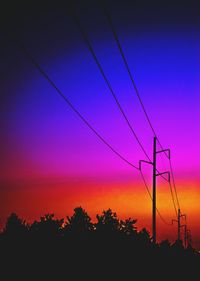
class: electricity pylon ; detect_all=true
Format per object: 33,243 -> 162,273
172,208 -> 186,242
139,137 -> 170,243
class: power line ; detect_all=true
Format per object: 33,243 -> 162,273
74,0 -> 180,229
16,4 -> 177,230
169,180 -> 178,217
20,46 -> 139,171
140,170 -> 172,226
18,45 -> 170,228
100,1 -> 181,214
169,159 -> 180,210
70,4 -> 170,185
70,4 -> 151,162
100,0 -> 161,146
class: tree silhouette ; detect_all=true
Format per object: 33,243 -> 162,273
137,227 -> 151,248
119,218 -> 137,236
3,213 -> 28,238
30,214 -> 63,238
96,209 -> 120,234
64,207 -> 94,234
0,207 -> 199,280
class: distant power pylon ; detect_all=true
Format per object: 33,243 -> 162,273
172,208 -> 186,243
181,225 -> 192,248
139,137 -> 170,243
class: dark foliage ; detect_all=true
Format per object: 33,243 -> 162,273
0,207 -> 199,280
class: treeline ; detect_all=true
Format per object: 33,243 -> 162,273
0,207 -> 199,279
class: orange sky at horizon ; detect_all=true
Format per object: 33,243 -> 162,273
1,178 -> 199,249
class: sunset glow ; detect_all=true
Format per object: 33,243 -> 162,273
1,1 -> 200,250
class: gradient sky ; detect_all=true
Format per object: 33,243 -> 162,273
1,0 -> 200,248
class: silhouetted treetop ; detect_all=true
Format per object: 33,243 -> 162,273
30,213 -> 64,238
64,207 -> 94,233
138,228 -> 151,245
1,207 -> 199,263
4,213 -> 28,237
120,218 -> 137,235
96,209 -> 120,234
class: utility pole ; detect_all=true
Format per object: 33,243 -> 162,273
139,137 -> 170,244
152,137 -> 157,243
181,224 -> 191,248
179,224 -> 187,248
178,208 -> 181,240
172,209 -> 186,242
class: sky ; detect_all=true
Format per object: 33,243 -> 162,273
0,0 -> 200,248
